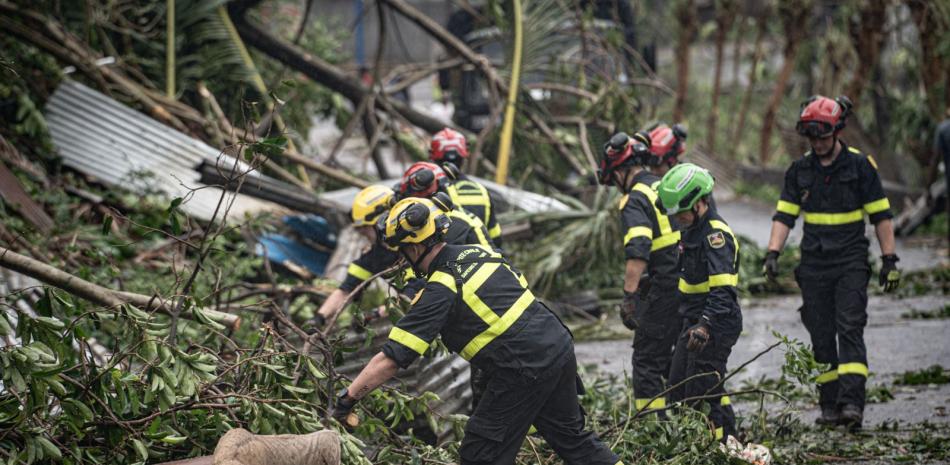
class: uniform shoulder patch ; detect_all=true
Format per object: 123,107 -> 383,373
707,231 -> 726,249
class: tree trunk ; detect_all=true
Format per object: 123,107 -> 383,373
844,0 -> 888,102
707,0 -> 737,155
733,16 -> 767,148
228,7 -> 448,134
672,0 -> 696,122
759,2 -> 810,164
905,0 -> 950,120
731,14 -> 746,88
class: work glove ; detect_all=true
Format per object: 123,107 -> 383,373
330,388 -> 359,429
303,314 -> 327,335
686,320 -> 710,352
620,291 -> 641,330
879,254 -> 901,293
763,250 -> 780,283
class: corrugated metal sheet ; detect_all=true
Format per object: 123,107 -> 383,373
320,176 -> 570,214
45,80 -> 287,223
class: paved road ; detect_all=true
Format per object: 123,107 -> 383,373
575,292 -> 950,426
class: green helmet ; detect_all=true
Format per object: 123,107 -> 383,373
656,163 -> 715,215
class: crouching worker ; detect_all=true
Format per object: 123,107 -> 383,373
657,163 -> 742,442
331,197 -> 622,465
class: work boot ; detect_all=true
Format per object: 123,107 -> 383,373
814,406 -> 839,426
838,404 -> 863,431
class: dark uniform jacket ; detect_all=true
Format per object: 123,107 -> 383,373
619,170 -> 681,289
772,143 -> 893,266
339,208 -> 495,295
381,244 -> 572,380
678,209 -> 741,330
447,175 -> 502,241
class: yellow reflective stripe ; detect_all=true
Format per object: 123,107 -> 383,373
678,278 -> 709,294
709,273 -> 738,287
449,210 -> 491,248
633,183 -> 658,202
720,396 -> 731,406
776,200 -> 801,216
816,369 -> 839,384
347,263 -> 373,281
838,362 -> 869,377
634,183 -> 675,236
635,398 -> 666,410
460,290 -> 535,360
428,271 -> 457,293
461,263 -> 502,326
617,194 -> 630,210
651,231 -> 680,251
678,274 -> 737,294
388,327 -> 429,355
714,427 -> 724,440
863,197 -> 890,215
803,210 -> 864,225
624,226 -> 653,244
488,223 -> 502,239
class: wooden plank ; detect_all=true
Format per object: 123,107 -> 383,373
0,160 -> 54,233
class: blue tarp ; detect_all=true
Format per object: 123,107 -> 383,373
255,215 -> 336,275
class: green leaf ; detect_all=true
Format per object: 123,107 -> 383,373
35,437 -> 62,461
159,435 -> 188,445
132,439 -> 149,461
101,215 -> 113,235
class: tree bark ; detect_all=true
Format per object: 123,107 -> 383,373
844,0 -> 888,102
759,1 -> 810,164
733,16 -> 767,147
0,246 -> 240,329
905,0 -> 950,120
673,0 -> 697,122
707,0 -> 738,155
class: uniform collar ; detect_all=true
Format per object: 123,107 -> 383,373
630,168 -> 654,187
425,244 -> 455,275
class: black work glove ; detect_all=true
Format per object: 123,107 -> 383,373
763,250 -> 780,283
304,314 -> 327,334
330,388 -> 359,428
686,320 -> 710,352
620,291 -> 641,330
879,254 -> 901,293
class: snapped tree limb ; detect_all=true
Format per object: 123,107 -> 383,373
0,246 -> 240,329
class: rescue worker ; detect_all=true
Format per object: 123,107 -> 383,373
429,128 -> 503,245
647,123 -> 688,177
598,131 -> 681,412
310,180 -> 493,330
330,197 -> 622,465
657,163 -> 741,442
400,161 -> 495,251
309,185 -> 401,329
764,95 -> 900,429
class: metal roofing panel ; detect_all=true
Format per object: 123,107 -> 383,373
45,80 -> 286,222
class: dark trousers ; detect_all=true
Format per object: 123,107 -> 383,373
668,314 -> 741,441
796,263 -> 870,409
459,352 -> 620,465
631,287 -> 681,410
470,366 -> 488,411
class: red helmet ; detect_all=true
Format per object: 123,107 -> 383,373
796,95 -> 853,138
648,123 -> 687,167
429,128 -> 468,164
597,131 -> 651,185
399,162 -> 448,198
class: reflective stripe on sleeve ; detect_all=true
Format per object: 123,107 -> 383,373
715,427 -> 724,440
720,396 -> 731,406
347,263 -> 373,281
678,273 -> 738,294
651,231 -> 681,251
776,200 -> 801,217
488,223 -> 502,238
863,198 -> 890,215
388,327 -> 429,355
624,226 -> 653,244
428,271 -> 457,293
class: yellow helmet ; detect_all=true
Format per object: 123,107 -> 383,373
351,185 -> 395,226
382,197 -> 450,250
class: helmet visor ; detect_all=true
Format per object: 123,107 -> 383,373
796,120 -> 834,138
